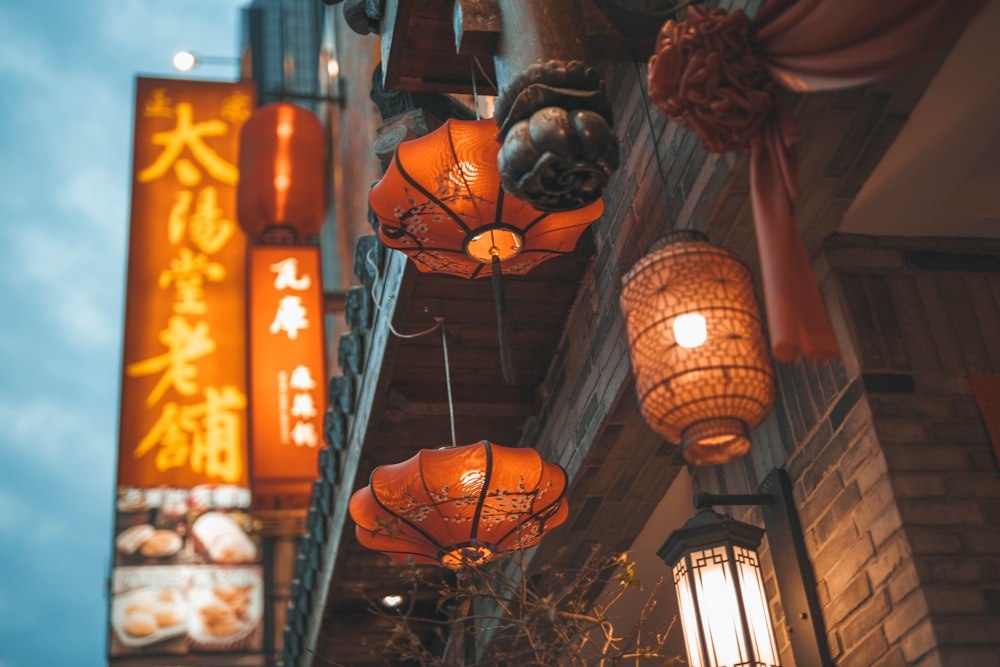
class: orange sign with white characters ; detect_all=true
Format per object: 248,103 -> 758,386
248,245 -> 325,508
112,78 -> 263,664
118,77 -> 253,490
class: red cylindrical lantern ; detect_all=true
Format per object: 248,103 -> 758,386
237,103 -> 327,242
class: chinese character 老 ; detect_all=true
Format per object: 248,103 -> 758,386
126,316 -> 216,406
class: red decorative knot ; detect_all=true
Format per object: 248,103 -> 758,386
647,6 -> 778,154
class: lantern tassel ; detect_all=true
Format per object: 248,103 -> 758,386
491,255 -> 515,384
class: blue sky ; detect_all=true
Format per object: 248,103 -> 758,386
0,2 -> 245,665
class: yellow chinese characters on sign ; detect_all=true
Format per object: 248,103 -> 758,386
118,78 -> 255,489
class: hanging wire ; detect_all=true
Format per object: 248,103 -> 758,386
470,60 -> 481,121
469,60 -> 500,258
440,322 -> 457,448
366,246 -> 442,339
472,57 -> 496,95
366,246 -> 458,446
633,56 -> 673,199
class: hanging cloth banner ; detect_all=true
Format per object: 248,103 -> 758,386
647,0 -> 986,361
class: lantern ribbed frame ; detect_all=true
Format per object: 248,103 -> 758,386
349,440 -> 569,570
620,231 -> 774,465
368,118 -> 604,278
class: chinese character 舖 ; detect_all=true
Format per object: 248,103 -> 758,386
133,385 -> 246,483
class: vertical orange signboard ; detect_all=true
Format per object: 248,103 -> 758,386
111,77 -> 264,665
249,245 -> 326,508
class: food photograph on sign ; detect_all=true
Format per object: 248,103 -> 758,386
109,564 -> 264,656
110,484 -> 263,657
113,485 -> 259,567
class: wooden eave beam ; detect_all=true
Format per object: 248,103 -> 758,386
378,0 -> 661,96
300,250 -> 416,667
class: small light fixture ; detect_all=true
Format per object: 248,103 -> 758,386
659,468 -> 833,667
172,50 -> 197,72
620,230 -> 775,465
380,594 -> 405,609
171,51 -> 240,72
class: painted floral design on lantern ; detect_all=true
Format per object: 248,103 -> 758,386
370,119 -> 604,279
349,441 -> 568,570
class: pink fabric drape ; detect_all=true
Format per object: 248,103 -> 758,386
648,0 -> 986,361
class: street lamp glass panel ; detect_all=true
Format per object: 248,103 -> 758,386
735,546 -> 780,666
674,557 -> 706,667
673,544 -> 779,667
173,51 -> 196,72
693,546 -> 747,666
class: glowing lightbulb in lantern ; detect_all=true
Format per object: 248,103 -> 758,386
674,313 -> 707,348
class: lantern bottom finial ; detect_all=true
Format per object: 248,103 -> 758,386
681,417 -> 750,465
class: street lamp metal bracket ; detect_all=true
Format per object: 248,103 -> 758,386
691,467 -> 834,667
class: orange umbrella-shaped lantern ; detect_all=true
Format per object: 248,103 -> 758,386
349,440 -> 569,570
369,118 -> 605,381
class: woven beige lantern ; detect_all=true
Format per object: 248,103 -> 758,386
620,231 -> 774,465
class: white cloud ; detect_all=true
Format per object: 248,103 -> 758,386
0,396 -> 114,482
0,225 -> 123,351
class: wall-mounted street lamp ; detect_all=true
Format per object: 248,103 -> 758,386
171,51 -> 344,106
172,50 -> 241,72
658,468 -> 833,667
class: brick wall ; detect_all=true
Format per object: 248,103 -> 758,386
828,235 -> 1000,667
